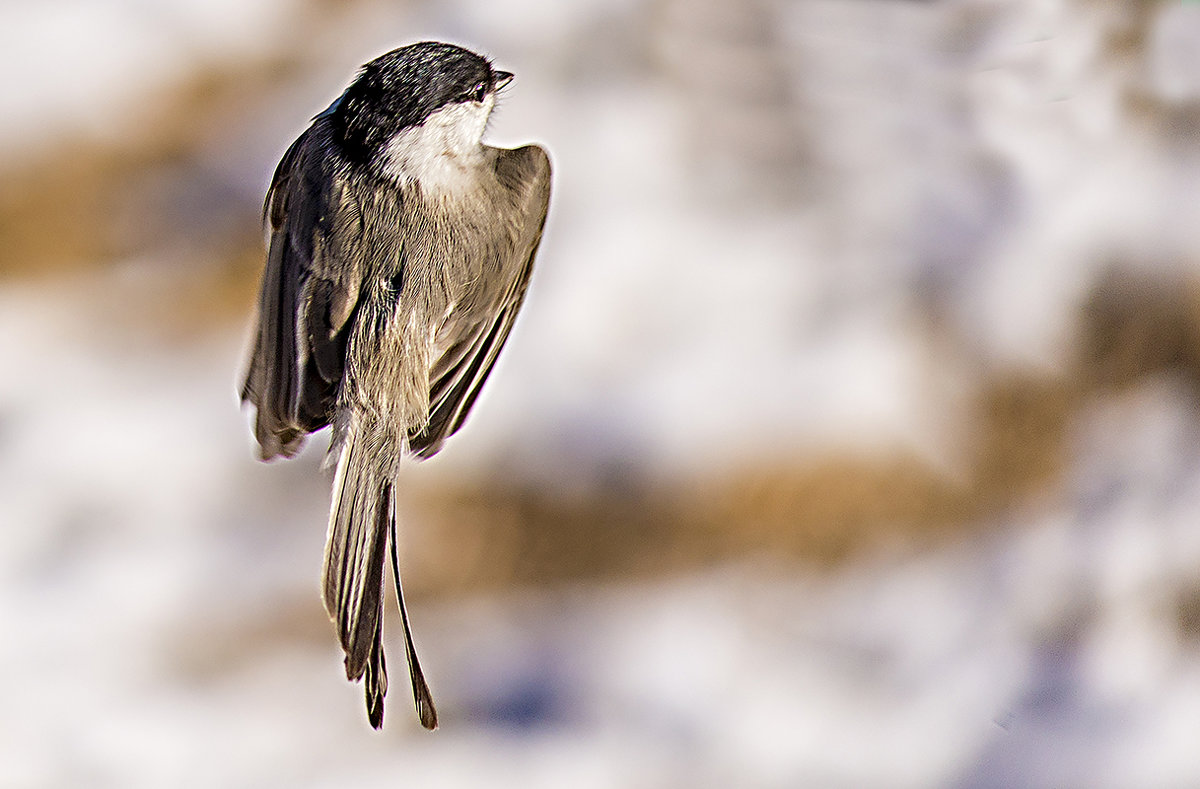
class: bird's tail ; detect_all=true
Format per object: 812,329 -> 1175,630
323,419 -> 438,730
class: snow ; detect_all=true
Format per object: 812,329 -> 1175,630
4,0 -> 1200,786
0,0 -> 297,152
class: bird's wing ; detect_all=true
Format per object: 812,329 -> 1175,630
408,144 -> 552,459
240,123 -> 367,460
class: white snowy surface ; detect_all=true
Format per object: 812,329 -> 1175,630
5,0 -> 1200,786
0,0 -> 299,152
3,269 -> 1200,787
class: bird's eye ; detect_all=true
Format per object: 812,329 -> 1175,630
470,82 -> 487,102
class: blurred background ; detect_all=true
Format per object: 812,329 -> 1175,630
3,0 -> 1200,786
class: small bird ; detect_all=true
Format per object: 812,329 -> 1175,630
240,41 -> 551,730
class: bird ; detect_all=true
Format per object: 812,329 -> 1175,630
239,41 -> 552,730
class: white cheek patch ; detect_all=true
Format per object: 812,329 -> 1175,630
379,95 -> 494,192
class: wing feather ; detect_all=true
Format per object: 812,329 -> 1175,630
241,123 -> 366,458
408,145 -> 551,459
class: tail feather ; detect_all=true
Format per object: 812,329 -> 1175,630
323,436 -> 387,682
363,598 -> 387,729
390,510 -> 438,730
322,423 -> 437,730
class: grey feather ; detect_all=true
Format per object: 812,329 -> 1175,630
241,83 -> 551,729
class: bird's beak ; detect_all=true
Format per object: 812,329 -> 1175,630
494,71 -> 514,91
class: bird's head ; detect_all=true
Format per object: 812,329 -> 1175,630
329,41 -> 513,171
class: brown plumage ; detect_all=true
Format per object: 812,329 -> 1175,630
240,42 -> 551,729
